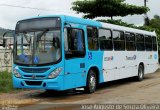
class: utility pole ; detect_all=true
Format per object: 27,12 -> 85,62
144,0 -> 147,7
144,0 -> 149,26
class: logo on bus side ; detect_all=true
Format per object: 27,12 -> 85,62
104,56 -> 114,61
154,54 -> 157,59
126,55 -> 136,60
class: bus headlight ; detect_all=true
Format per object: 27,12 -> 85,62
13,69 -> 21,78
48,67 -> 62,79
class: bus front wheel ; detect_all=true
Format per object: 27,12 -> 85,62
137,65 -> 144,81
85,70 -> 97,93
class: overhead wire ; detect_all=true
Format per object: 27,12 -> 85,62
0,4 -> 52,11
0,3 -> 74,13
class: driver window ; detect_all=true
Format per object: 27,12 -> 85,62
64,28 -> 85,59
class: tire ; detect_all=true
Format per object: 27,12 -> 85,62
85,70 -> 97,93
137,65 -> 144,81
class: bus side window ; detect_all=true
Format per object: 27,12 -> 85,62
145,35 -> 152,51
125,32 -> 136,51
152,36 -> 157,51
136,34 -> 145,51
98,28 -> 113,50
87,27 -> 99,50
113,30 -> 125,51
64,28 -> 85,59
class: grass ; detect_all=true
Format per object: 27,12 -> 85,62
0,71 -> 13,93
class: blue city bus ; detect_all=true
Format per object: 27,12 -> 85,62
13,15 -> 158,93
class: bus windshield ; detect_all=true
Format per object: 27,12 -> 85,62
14,18 -> 61,66
14,29 -> 61,66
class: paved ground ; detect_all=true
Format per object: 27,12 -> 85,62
0,69 -> 160,110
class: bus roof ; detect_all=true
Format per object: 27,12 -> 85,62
18,15 -> 156,36
64,15 -> 156,37
101,22 -> 156,36
63,15 -> 156,36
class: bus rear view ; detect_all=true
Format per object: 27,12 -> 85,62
13,17 -> 65,90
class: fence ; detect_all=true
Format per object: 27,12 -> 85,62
0,48 -> 12,72
0,36 -> 13,72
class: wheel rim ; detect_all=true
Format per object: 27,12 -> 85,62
139,68 -> 143,79
89,75 -> 96,91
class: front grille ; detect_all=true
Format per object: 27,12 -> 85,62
25,81 -> 42,86
24,75 -> 45,79
20,67 -> 50,73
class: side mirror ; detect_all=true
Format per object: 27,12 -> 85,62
64,22 -> 72,27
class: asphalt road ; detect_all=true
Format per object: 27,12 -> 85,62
0,69 -> 160,110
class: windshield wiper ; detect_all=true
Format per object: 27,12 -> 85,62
23,33 -> 31,45
36,29 -> 49,42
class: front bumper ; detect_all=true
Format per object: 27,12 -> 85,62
13,75 -> 64,91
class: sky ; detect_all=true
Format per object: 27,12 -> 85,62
0,0 -> 159,29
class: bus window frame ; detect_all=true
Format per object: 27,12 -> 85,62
152,36 -> 158,51
64,27 -> 86,60
144,35 -> 152,51
98,27 -> 113,51
112,29 -> 125,51
136,33 -> 145,51
125,31 -> 136,51
87,26 -> 99,51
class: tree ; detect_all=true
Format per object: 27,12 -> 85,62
149,15 -> 160,29
149,15 -> 160,49
72,0 -> 149,19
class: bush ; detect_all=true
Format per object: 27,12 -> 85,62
0,71 -> 13,93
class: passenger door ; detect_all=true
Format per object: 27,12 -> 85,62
64,26 -> 86,90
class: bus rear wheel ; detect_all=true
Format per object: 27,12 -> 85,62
137,65 -> 144,81
85,70 -> 97,93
